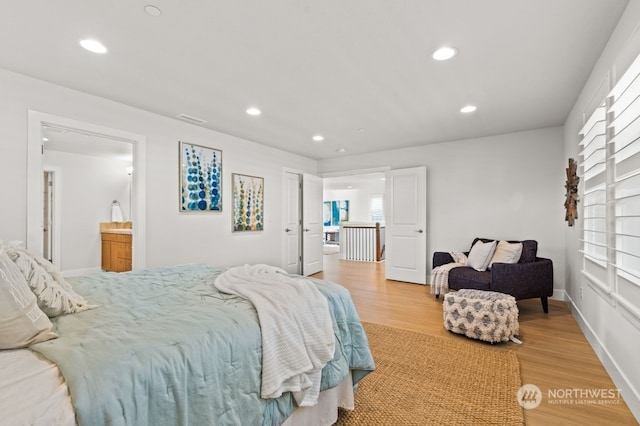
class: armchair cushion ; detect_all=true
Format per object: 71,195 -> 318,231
518,240 -> 538,263
448,268 -> 491,290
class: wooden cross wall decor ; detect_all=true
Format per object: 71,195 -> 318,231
564,158 -> 580,227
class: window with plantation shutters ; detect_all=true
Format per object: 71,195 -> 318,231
370,195 -> 384,222
580,104 -> 607,277
579,53 -> 640,322
609,55 -> 640,315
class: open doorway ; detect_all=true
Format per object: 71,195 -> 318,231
322,171 -> 387,267
281,171 -> 324,276
27,111 -> 147,275
42,127 -> 134,275
43,171 -> 54,262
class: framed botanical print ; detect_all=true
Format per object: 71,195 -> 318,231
232,173 -> 264,231
179,141 -> 222,212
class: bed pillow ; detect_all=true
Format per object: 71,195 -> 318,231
5,242 -> 96,317
0,248 -> 57,349
488,240 -> 523,269
466,240 -> 497,272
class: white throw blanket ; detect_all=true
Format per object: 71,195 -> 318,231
430,262 -> 466,295
214,264 -> 335,406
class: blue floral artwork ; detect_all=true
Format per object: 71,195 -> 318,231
232,173 -> 264,231
180,142 -> 222,211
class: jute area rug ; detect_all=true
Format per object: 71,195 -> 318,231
334,322 -> 524,426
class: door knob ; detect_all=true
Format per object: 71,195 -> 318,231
415,229 -> 424,233
304,228 -> 311,232
285,228 -> 292,232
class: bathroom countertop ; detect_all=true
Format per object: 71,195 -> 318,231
101,229 -> 133,235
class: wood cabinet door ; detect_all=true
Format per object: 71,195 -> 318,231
102,240 -> 111,271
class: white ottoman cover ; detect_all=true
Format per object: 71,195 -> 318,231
443,289 -> 519,343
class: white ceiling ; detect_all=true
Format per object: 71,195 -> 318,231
42,126 -> 133,162
0,1 -> 629,160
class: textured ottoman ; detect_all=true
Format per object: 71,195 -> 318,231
443,289 -> 519,343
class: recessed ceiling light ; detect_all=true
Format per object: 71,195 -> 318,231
337,148 -> 346,153
347,186 -> 353,189
312,135 -> 324,142
42,137 -> 49,141
246,107 -> 261,116
460,105 -> 477,113
144,5 -> 162,17
432,46 -> 457,61
79,39 -> 108,54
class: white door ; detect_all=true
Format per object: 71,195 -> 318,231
385,167 -> 427,284
302,173 -> 323,276
282,172 -> 301,274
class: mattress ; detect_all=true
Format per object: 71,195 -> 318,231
7,264 -> 373,425
0,349 -> 74,426
0,348 -> 353,426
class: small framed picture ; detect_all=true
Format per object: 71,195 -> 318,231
179,141 -> 222,212
232,173 -> 264,231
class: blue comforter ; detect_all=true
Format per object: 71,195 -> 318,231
30,264 -> 375,426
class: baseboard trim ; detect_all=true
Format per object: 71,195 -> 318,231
551,289 -> 567,301
567,294 -> 640,422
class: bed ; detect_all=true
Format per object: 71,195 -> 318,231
0,254 -> 375,426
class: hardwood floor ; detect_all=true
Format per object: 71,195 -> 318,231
313,254 -> 639,426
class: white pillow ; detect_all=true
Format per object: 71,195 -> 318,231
0,248 -> 57,349
488,241 -> 523,269
5,242 -> 96,317
466,240 -> 497,272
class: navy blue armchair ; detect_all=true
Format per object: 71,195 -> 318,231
432,238 -> 554,313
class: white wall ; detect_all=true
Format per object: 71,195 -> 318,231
319,126 -> 566,296
563,1 -> 640,419
0,68 -> 317,270
44,150 -> 132,273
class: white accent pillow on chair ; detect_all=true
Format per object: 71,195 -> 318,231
466,240 -> 497,271
488,240 -> 523,269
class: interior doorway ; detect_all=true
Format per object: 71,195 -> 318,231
321,168 -> 389,270
43,171 -> 54,262
281,170 -> 324,276
27,110 -> 147,274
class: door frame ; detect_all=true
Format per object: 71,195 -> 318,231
27,110 -> 147,270
320,166 -> 391,180
42,167 -> 62,267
